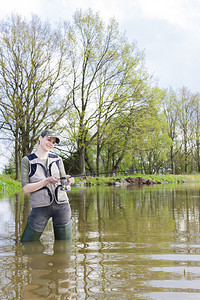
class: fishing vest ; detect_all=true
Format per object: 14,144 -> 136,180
27,153 -> 69,208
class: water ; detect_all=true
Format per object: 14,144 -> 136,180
1,183 -> 200,299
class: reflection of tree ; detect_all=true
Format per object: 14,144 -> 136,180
172,184 -> 200,248
3,185 -> 200,299
185,189 -> 191,246
14,193 -> 21,242
97,186 -> 105,235
70,185 -> 200,298
21,194 -> 31,235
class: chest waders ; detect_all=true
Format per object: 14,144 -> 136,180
53,220 -> 72,240
21,153 -> 71,243
21,220 -> 71,242
21,221 -> 43,242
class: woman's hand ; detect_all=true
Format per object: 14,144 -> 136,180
65,175 -> 75,186
46,176 -> 59,184
23,176 -> 59,194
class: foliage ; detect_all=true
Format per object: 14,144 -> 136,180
61,8 -> 149,175
0,10 -> 200,177
98,86 -> 172,174
0,14 -> 71,179
0,174 -> 21,194
163,87 -> 200,174
73,173 -> 197,186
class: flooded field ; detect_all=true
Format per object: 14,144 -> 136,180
1,183 -> 200,299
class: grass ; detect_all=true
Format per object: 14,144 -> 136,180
0,173 -> 199,195
74,173 -> 199,186
0,174 -> 22,195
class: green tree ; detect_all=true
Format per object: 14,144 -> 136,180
0,14 -> 70,179
62,9 -> 146,175
193,93 -> 200,172
162,88 -> 181,174
176,87 -> 196,173
163,87 -> 198,174
99,87 -> 172,174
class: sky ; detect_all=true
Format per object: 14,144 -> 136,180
0,0 -> 200,93
0,0 -> 200,172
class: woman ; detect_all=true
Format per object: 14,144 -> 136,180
21,129 -> 74,242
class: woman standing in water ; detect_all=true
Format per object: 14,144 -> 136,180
21,129 -> 74,242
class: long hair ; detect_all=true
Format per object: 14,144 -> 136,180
32,140 -> 40,153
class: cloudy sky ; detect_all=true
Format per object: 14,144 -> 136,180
0,0 -> 200,93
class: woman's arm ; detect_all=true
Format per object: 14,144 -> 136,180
21,156 -> 59,194
23,176 -> 59,194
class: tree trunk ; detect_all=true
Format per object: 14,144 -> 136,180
170,146 -> 175,174
197,140 -> 200,172
85,148 -> 95,174
112,152 -> 124,173
15,133 -> 20,180
79,147 -> 86,175
96,143 -> 100,175
106,149 -> 111,173
184,136 -> 188,173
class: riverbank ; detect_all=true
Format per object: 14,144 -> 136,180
0,173 -> 199,194
74,173 -> 200,186
0,175 -> 21,195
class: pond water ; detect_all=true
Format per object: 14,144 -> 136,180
1,183 -> 200,299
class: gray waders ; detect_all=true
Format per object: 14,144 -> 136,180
21,220 -> 72,242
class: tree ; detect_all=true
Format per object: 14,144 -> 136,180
193,93 -> 200,172
163,87 -> 198,174
62,9 -> 147,175
176,87 -> 196,173
162,88 -> 181,174
0,14 -> 71,179
103,87 -> 172,174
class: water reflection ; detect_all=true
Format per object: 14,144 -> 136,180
22,240 -> 71,299
1,183 -> 200,299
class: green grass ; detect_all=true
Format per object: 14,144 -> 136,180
0,173 -> 199,196
0,174 -> 22,195
74,173 -> 199,186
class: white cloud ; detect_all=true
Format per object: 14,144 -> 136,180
0,0 -> 40,18
1,0 -> 200,33
130,0 -> 200,31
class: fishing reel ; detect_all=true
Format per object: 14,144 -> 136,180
60,177 -> 71,191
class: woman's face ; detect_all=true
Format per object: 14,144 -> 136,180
39,136 -> 56,152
